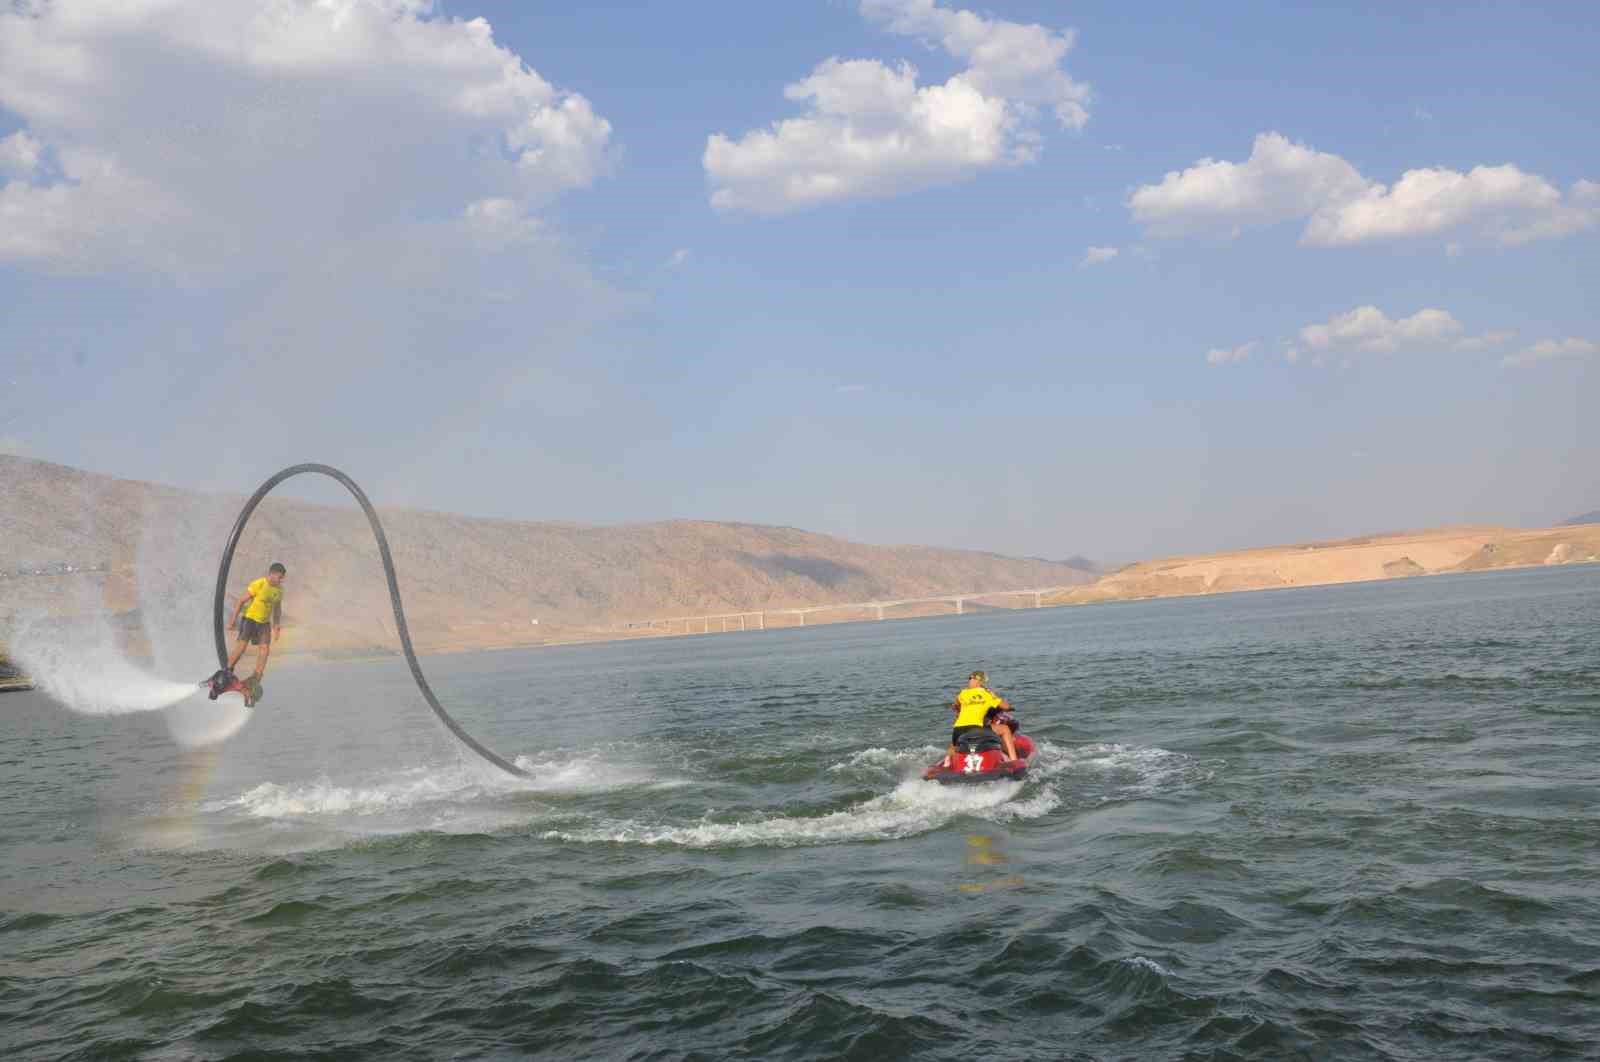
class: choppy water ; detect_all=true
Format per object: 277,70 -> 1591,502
3,566 -> 1598,1060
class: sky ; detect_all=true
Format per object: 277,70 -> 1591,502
1,0 -> 1596,564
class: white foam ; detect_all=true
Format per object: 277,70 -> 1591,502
1125,955 -> 1171,976
828,744 -> 943,776
509,751 -> 684,793
541,739 -> 1213,850
1029,741 -> 1213,794
214,766 -> 492,819
543,774 -> 1055,849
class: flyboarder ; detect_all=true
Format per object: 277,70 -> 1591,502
214,562 -> 285,706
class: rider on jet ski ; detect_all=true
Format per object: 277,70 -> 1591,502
985,706 -> 1021,761
947,670 -> 1019,765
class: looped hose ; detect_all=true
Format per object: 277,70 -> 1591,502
214,463 -> 528,778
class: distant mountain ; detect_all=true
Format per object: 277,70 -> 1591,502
1563,510 -> 1600,526
0,456 -> 1096,654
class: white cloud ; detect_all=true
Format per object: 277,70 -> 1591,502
1206,341 -> 1255,365
704,0 -> 1088,213
0,0 -> 632,488
1297,306 -> 1511,356
462,197 -> 545,248
667,248 -> 690,268
1129,133 -> 1371,235
0,0 -> 615,275
1305,168 -> 1599,246
1452,329 -> 1516,353
1301,306 -> 1461,354
1502,337 -> 1599,368
859,0 -> 1090,128
0,130 -> 42,179
1129,132 -> 1599,248
1080,245 -> 1118,267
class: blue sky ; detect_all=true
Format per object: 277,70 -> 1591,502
1,1 -> 1595,562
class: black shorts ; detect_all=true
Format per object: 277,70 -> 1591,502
952,725 -> 985,746
238,618 -> 273,645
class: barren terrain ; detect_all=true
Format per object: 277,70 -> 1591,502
0,456 -> 1091,657
3,455 -> 1595,666
1044,523 -> 1600,607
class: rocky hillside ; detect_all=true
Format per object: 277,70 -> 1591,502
0,456 -> 1094,654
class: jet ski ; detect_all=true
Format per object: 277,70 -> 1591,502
923,726 -> 1034,784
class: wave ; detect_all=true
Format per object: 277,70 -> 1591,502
1035,742 -> 1217,797
542,739 -> 1209,849
828,744 -> 943,776
543,775 -> 1056,849
213,769 -> 496,819
188,738 -> 1207,853
203,753 -> 681,834
509,750 -> 690,793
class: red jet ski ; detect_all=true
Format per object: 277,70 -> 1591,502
923,726 -> 1035,785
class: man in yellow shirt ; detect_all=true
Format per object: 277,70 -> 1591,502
946,669 -> 1016,764
225,562 -> 286,703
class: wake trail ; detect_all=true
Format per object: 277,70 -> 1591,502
542,739 -> 1212,850
541,778 -> 1057,848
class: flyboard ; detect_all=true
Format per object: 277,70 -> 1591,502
201,463 -> 530,779
202,668 -> 262,707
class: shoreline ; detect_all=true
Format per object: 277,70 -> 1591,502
268,550 -> 1600,666
5,521 -> 1596,675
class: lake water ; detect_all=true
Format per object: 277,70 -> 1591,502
2,565 -> 1597,1060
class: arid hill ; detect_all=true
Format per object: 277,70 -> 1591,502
1044,524 -> 1600,607
5,456 -> 1595,663
0,456 -> 1094,655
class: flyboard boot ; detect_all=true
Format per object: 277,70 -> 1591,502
204,669 -> 237,700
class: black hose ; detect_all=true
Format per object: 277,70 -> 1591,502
213,463 -> 529,779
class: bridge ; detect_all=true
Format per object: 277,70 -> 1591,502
617,585 -> 1081,636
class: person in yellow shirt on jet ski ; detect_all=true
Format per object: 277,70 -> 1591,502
226,562 -> 286,698
946,669 -> 1018,764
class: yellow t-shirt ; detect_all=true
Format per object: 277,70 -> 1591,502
243,577 -> 282,624
953,686 -> 1002,729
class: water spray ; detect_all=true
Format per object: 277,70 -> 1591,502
214,463 -> 530,779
